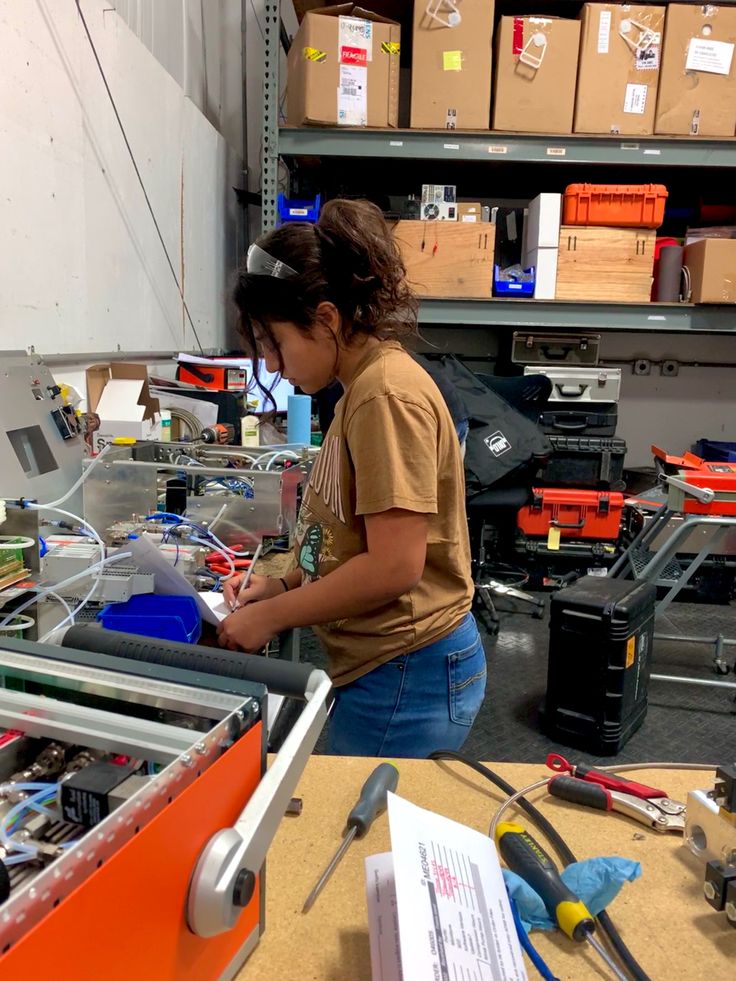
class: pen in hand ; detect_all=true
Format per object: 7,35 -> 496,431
231,543 -> 263,611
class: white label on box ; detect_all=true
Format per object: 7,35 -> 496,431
445,108 -> 457,129
686,38 -> 734,75
636,44 -> 660,70
338,16 -> 373,62
624,83 -> 648,114
461,214 -> 478,222
598,10 -> 611,54
337,65 -> 367,126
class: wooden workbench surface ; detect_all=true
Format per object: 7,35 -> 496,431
240,756 -> 736,980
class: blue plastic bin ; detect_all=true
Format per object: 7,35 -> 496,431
692,439 -> 736,463
97,594 -> 201,645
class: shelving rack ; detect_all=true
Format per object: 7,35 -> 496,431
260,0 -> 736,334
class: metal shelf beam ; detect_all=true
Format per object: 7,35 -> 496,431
279,127 -> 736,169
417,299 -> 736,333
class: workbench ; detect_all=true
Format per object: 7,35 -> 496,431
240,756 -> 736,980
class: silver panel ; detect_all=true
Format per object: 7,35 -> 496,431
83,442 -> 311,547
0,648 -> 243,719
0,351 -> 84,511
0,688 -> 199,761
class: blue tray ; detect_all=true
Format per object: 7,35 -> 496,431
97,594 -> 201,645
692,439 -> 736,464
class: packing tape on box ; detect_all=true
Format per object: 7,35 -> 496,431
303,46 -> 326,63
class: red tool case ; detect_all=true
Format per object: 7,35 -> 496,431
518,488 -> 624,540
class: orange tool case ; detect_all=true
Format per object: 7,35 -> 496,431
178,358 -> 248,392
0,627 -> 331,980
652,445 -> 736,515
518,488 -> 625,540
562,183 -> 667,229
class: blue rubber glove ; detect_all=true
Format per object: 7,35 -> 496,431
503,856 -> 642,934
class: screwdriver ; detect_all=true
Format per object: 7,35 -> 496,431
495,822 -> 628,981
302,761 -> 399,914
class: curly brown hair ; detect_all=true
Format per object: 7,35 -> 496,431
232,199 -> 418,376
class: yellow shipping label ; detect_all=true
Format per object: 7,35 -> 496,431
443,50 -> 463,72
303,46 -> 326,63
625,636 -> 636,668
547,526 -> 561,551
381,41 -> 401,55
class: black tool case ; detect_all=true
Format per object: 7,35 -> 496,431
543,576 -> 656,755
543,436 -> 627,489
538,402 -> 618,437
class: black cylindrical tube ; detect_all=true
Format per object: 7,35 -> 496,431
62,624 -> 316,700
654,245 -> 684,302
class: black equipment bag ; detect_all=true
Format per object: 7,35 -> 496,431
422,357 -> 552,496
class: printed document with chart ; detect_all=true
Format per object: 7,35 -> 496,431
366,793 -> 527,980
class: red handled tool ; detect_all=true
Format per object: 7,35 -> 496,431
546,754 -> 685,833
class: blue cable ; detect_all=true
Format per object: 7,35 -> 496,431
145,513 -> 183,524
507,894 -> 560,981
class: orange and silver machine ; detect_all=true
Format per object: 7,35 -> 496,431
0,624 -> 331,979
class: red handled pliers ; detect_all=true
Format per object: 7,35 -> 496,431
546,753 -> 686,833
205,554 -> 253,577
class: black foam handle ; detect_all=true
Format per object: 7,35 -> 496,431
62,624 -> 317,700
548,776 -> 610,811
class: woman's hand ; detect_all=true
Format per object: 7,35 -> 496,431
216,603 -> 279,653
223,572 -> 285,612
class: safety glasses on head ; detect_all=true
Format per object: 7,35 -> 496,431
246,243 -> 299,280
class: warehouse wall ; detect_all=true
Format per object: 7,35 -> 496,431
1,0 -> 242,359
421,327 -> 736,469
112,0 -> 245,158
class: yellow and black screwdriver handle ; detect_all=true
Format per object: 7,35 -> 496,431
495,822 -> 595,943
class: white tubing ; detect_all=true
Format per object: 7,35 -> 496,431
0,615 -> 35,634
32,444 -> 110,509
0,537 -> 36,550
0,552 -> 132,631
27,504 -> 105,628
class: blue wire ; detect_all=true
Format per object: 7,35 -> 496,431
507,894 -> 560,981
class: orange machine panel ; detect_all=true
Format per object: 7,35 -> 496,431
2,722 -> 264,980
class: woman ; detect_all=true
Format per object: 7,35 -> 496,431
218,199 -> 486,758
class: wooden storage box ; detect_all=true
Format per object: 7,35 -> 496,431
556,226 -> 656,302
393,221 -> 495,299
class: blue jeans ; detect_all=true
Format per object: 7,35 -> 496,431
326,613 -> 487,758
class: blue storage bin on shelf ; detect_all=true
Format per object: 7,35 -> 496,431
692,439 -> 736,463
97,594 -> 201,645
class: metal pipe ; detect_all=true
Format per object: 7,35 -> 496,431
655,633 -> 736,647
650,672 -> 736,690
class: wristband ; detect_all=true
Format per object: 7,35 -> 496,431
279,577 -> 290,593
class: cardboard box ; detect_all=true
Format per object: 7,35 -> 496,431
86,363 -> 160,453
286,5 -> 400,127
655,4 -> 736,136
556,226 -> 656,302
683,239 -> 736,303
493,16 -> 580,134
458,203 -> 483,222
410,0 -> 495,130
574,4 -> 665,136
393,220 -> 495,298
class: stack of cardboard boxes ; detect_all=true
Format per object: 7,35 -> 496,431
288,2 -> 736,137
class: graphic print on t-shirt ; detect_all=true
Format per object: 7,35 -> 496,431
307,434 -> 345,524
